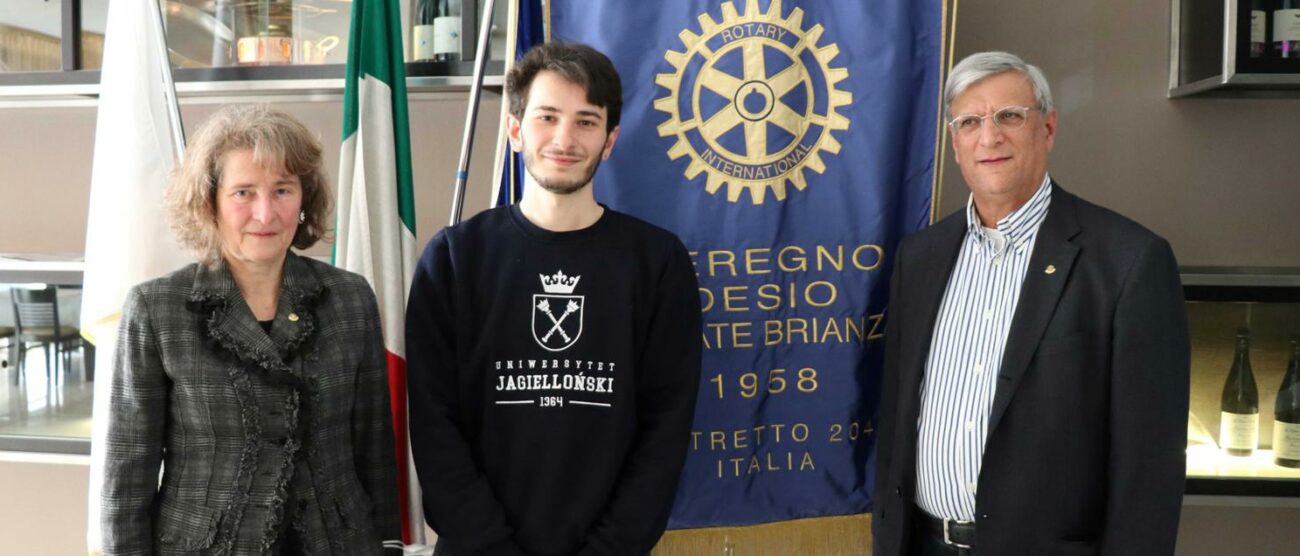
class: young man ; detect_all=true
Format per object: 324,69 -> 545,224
406,42 -> 702,555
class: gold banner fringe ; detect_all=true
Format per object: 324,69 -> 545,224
653,513 -> 873,556
932,0 -> 960,224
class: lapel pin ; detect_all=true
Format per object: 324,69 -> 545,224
288,313 -> 300,322
1045,265 -> 1057,275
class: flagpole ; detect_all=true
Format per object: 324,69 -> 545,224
448,0 -> 499,226
148,0 -> 185,155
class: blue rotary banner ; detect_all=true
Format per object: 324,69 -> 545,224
509,0 -> 942,527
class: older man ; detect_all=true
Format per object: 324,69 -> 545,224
873,52 -> 1190,555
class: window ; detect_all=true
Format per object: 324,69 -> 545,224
0,0 -> 64,73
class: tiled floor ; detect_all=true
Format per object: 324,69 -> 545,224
0,346 -> 94,439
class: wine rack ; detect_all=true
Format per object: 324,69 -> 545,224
1183,267 -> 1300,497
1169,0 -> 1300,98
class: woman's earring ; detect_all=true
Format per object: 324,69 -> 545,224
298,211 -> 306,224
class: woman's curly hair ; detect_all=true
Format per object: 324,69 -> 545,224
165,104 -> 332,268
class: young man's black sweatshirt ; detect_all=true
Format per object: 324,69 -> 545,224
406,205 -> 702,555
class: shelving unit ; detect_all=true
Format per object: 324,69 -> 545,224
0,65 -> 505,107
1168,0 -> 1300,98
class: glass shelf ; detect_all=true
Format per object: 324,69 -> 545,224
1188,445 -> 1300,480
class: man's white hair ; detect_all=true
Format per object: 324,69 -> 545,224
944,51 -> 1053,117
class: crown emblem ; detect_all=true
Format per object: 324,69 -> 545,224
539,270 -> 581,294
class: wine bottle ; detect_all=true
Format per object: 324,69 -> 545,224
413,0 -> 436,62
1221,328 -> 1260,457
1251,0 -> 1269,58
1275,0 -> 1300,58
433,0 -> 463,63
1275,339 -> 1300,468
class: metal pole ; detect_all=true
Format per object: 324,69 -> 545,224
448,0 -> 498,226
150,0 -> 187,155
62,0 -> 83,70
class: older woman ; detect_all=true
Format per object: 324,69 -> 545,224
101,105 -> 399,554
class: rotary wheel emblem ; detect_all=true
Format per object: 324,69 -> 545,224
655,0 -> 852,204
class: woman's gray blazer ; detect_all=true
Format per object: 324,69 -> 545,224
101,252 -> 401,555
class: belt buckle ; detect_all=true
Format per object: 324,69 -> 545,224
943,518 -> 973,550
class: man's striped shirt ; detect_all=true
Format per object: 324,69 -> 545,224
914,175 -> 1053,521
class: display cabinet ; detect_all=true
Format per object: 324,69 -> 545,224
1183,267 -> 1300,497
1169,0 -> 1300,97
0,0 -> 508,102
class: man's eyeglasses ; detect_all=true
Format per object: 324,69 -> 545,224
947,105 -> 1036,136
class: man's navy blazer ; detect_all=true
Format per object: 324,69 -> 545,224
872,184 -> 1190,555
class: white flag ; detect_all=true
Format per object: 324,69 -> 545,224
82,1 -> 186,553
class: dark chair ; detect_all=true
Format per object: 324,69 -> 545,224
11,286 -> 84,384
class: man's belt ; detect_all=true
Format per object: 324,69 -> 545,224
914,507 -> 976,550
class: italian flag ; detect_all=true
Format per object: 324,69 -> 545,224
333,0 -> 419,544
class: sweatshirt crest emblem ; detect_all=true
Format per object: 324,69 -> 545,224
532,270 -> 584,352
